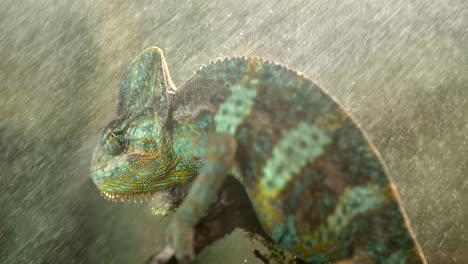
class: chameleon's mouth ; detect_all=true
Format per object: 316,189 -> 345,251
99,190 -> 161,203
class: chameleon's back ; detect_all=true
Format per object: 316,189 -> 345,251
177,58 -> 425,263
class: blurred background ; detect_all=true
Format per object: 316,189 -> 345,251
1,0 -> 467,263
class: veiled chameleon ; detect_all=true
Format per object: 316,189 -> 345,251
90,47 -> 426,263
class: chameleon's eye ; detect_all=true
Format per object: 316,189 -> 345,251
103,130 -> 125,155
108,132 -> 117,139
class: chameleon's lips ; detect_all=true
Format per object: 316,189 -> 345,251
99,190 -> 160,203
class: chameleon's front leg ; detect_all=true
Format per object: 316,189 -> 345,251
167,133 -> 237,262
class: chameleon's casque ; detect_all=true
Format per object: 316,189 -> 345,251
90,47 -> 426,263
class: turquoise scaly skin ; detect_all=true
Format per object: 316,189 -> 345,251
90,47 -> 426,263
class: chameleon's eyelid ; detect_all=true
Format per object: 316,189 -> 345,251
103,129 -> 127,147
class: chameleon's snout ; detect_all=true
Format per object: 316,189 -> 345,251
90,145 -> 163,203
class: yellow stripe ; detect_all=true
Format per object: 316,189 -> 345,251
214,83 -> 257,134
260,123 -> 332,198
297,184 -> 391,254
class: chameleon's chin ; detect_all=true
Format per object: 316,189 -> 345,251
99,189 -> 162,203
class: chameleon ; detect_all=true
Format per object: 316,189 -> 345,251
90,47 -> 426,263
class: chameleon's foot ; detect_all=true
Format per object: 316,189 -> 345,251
166,216 -> 195,263
146,242 -> 193,264
146,246 -> 176,264
145,218 -> 195,264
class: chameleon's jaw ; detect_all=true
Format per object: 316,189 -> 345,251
90,141 -> 167,202
90,151 -> 172,203
90,139 -> 195,203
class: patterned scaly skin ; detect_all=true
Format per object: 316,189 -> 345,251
90,47 -> 426,263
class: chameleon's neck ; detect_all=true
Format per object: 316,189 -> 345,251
144,117 -> 205,188
170,113 -> 211,162
167,78 -> 223,179
169,82 -> 218,162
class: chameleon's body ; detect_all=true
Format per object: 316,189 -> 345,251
90,47 -> 426,263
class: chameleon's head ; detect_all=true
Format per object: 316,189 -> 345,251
90,111 -> 184,202
90,47 -> 198,202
